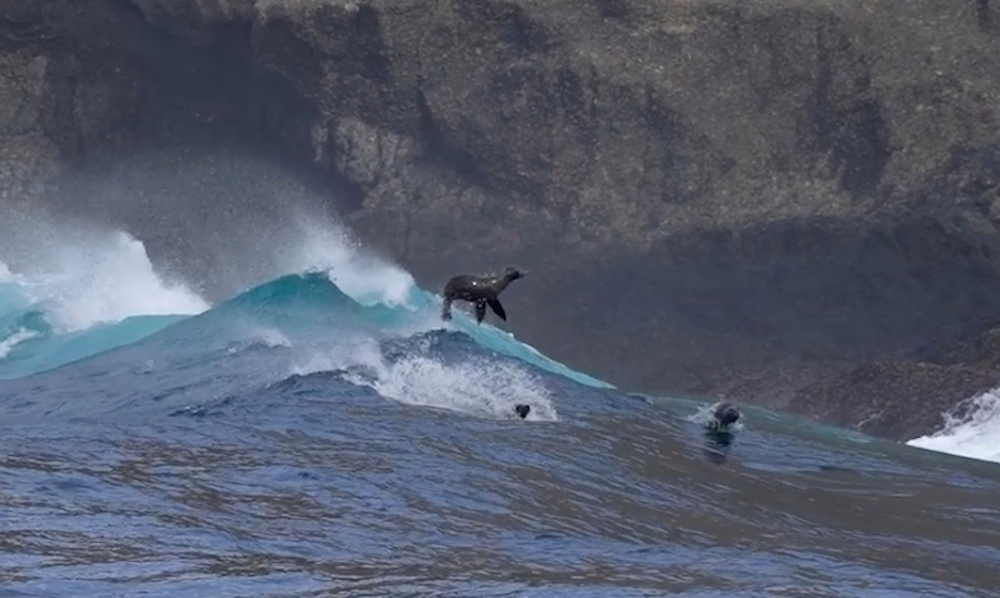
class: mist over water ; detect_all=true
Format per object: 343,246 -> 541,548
36,148 -> 371,302
0,151 -> 422,385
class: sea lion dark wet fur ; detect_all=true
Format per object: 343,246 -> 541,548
441,266 -> 526,324
707,402 -> 741,431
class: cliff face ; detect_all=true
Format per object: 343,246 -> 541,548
3,0 -> 1000,441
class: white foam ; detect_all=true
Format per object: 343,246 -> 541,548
278,211 -> 417,308
287,325 -> 558,421
55,231 -> 208,330
44,231 -> 207,331
2,226 -> 208,332
345,353 -> 559,422
686,402 -> 745,432
290,335 -> 385,378
0,328 -> 39,359
907,389 -> 1000,464
0,260 -> 11,282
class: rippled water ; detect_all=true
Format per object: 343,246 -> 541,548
2,234 -> 1000,597
5,375 -> 1000,596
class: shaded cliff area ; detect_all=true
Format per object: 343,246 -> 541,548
2,0 -> 1000,441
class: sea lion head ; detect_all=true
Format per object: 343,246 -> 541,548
504,266 -> 527,280
713,402 -> 741,428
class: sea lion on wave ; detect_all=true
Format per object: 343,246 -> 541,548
706,402 -> 741,432
441,266 -> 526,324
702,402 -> 742,463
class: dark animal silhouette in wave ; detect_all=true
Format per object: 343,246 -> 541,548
441,267 -> 526,324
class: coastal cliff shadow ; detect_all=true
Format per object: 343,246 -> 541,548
502,214 -> 1000,396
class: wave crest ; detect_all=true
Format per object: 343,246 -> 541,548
907,389 -> 1000,463
0,229 -> 207,378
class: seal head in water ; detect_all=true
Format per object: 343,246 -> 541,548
707,402 -> 741,431
441,266 -> 526,324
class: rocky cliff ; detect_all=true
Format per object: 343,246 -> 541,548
2,0 -> 1000,441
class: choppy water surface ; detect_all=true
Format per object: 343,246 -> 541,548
2,231 -> 1000,597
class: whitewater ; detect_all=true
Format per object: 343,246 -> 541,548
2,216 -> 1000,597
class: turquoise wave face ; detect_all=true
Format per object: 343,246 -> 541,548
0,314 -> 188,380
431,298 -> 613,389
135,272 -> 432,353
0,270 -> 612,392
147,271 -> 613,389
0,280 -> 185,379
243,272 -> 614,389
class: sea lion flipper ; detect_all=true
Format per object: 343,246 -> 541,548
475,299 -> 487,324
487,298 -> 507,321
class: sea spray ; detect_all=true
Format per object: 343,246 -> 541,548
38,231 -> 208,332
0,224 -> 207,332
0,225 -> 207,377
908,389 -> 1000,464
274,210 -> 418,308
331,333 -> 560,422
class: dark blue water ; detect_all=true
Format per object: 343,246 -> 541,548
2,243 -> 1000,597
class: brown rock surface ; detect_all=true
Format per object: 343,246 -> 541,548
3,0 -> 1000,441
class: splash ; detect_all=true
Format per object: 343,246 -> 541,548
907,389 -> 1000,464
287,324 -> 558,422
0,328 -> 39,359
290,336 -> 385,379
277,211 -> 417,308
0,221 -> 209,377
1,222 -> 208,332
35,231 -> 208,332
344,353 -> 559,422
685,402 -> 745,432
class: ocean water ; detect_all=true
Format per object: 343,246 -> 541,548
2,224 -> 1000,597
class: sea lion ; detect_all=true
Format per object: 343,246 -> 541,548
702,402 -> 741,464
706,401 -> 741,432
441,266 -> 526,324
514,404 -> 531,419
